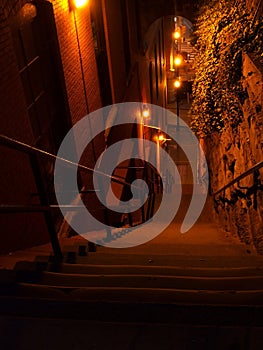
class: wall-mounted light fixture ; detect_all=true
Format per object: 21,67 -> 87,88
69,0 -> 89,11
174,55 -> 183,67
174,79 -> 181,89
142,105 -> 150,118
158,134 -> 165,142
157,134 -> 171,143
173,30 -> 181,40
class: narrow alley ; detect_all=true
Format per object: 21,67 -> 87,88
1,0 -> 263,349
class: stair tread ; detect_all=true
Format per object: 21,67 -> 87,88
55,264 -> 263,277
3,283 -> 263,306
13,260 -> 263,277
38,271 -> 263,290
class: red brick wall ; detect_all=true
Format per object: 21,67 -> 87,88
0,0 -> 103,253
50,0 -> 101,123
0,0 -> 169,253
0,0 -> 49,253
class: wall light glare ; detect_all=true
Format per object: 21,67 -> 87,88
142,105 -> 150,118
70,0 -> 89,10
174,55 -> 183,66
174,79 -> 181,88
157,134 -> 171,143
173,30 -> 181,40
158,134 -> 165,142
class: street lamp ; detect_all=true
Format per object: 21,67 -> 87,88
155,132 -> 171,175
174,55 -> 183,67
173,30 -> 181,40
174,79 -> 181,128
138,105 -> 150,160
174,78 -> 181,89
171,26 -> 182,72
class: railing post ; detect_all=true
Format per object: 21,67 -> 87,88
29,153 -> 63,261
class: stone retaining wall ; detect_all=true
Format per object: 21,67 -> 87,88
205,53 -> 263,253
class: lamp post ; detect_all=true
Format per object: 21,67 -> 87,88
174,78 -> 181,129
172,24 -> 183,130
156,133 -> 171,191
170,18 -> 183,124
138,104 -> 150,159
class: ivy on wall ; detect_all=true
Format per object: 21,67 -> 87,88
191,0 -> 263,136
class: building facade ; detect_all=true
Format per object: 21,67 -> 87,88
0,0 -> 169,253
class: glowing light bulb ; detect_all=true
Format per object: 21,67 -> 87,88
174,55 -> 183,66
73,0 -> 88,9
142,106 -> 150,118
174,79 -> 181,88
173,31 -> 181,40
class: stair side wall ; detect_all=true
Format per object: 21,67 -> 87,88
205,53 -> 263,253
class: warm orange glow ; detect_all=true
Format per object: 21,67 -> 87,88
170,53 -> 174,71
73,0 -> 88,9
142,107 -> 150,118
158,134 -> 165,142
174,79 -> 181,88
173,30 -> 181,40
174,55 -> 183,66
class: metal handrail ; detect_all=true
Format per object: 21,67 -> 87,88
252,0 -> 263,24
0,134 -> 135,259
0,134 -> 135,189
214,160 -> 263,196
0,134 -> 160,208
0,204 -> 105,213
0,134 -> 159,219
0,133 -> 160,252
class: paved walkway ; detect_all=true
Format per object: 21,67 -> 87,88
1,194 -> 262,269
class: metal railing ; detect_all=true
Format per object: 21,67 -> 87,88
252,0 -> 263,24
213,160 -> 263,209
0,134 -> 159,259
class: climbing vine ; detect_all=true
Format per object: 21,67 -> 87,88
191,0 -> 263,136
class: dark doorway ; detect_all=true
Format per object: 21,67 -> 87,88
11,1 -> 71,228
90,0 -> 112,106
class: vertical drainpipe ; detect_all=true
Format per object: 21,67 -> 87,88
101,0 -> 115,104
73,8 -> 97,163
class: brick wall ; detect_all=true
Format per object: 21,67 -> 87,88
0,0 -> 103,253
0,0 -> 49,253
50,0 -> 101,123
0,0 -> 171,252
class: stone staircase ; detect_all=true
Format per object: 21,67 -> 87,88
180,41 -> 196,63
1,240 -> 263,326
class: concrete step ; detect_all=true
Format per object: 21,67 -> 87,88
2,317 -> 263,350
58,263 -> 263,277
60,252 -> 263,268
2,283 -> 263,306
2,258 -> 263,323
1,293 -> 263,326
5,260 -> 263,305
13,260 -> 263,279
38,271 -> 263,290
